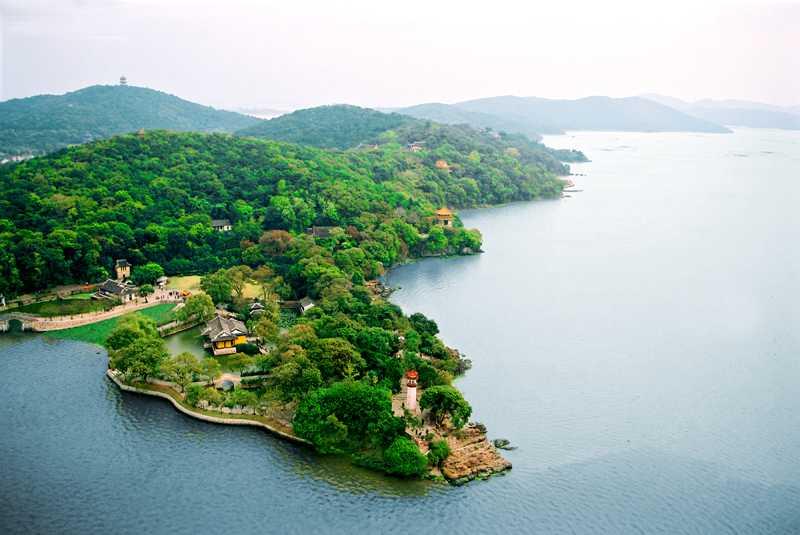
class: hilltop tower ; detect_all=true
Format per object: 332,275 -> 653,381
405,370 -> 419,412
119,75 -> 128,86
115,259 -> 131,281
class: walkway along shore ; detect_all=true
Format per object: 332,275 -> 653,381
105,369 -> 311,446
1,293 -> 182,332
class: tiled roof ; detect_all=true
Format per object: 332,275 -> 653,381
202,314 -> 248,342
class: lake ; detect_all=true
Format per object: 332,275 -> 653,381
1,129 -> 799,534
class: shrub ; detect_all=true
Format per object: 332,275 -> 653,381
383,437 -> 428,477
240,375 -> 269,389
427,439 -> 451,466
185,384 -> 204,406
236,342 -> 260,355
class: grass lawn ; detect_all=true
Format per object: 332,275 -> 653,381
168,275 -> 262,299
15,297 -> 114,317
47,303 -> 176,346
168,275 -> 202,293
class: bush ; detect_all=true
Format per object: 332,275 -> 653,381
236,342 -> 260,355
240,375 -> 269,389
185,384 -> 204,406
383,437 -> 428,477
427,439 -> 450,466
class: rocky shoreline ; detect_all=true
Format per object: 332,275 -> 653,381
439,424 -> 512,485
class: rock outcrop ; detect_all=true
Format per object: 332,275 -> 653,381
440,423 -> 512,485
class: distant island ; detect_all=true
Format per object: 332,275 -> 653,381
641,94 -> 800,131
0,106 -> 585,483
392,95 -> 731,136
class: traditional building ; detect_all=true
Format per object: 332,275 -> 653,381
115,259 -> 131,281
94,279 -> 137,302
249,301 -> 265,317
405,370 -> 419,412
306,226 -> 336,239
297,297 -> 315,315
211,219 -> 233,232
435,207 -> 454,227
202,314 -> 249,356
408,141 -> 425,153
156,276 -> 169,289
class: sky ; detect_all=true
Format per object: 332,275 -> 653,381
1,0 -> 798,111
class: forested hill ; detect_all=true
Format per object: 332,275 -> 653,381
236,104 -> 586,173
0,85 -> 262,158
0,129 -> 566,296
236,105 -> 414,149
365,120 -> 587,177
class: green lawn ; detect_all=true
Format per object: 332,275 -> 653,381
47,304 -> 176,346
15,297 -> 114,317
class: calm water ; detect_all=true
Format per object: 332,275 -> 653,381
2,129 -> 799,534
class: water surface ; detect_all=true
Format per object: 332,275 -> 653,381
2,129 -> 799,534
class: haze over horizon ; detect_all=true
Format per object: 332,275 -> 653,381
1,0 -> 798,111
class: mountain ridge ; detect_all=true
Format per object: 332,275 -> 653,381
0,84 -> 262,158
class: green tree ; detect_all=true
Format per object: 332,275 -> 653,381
106,314 -> 159,351
270,353 -> 323,401
177,293 -> 215,322
227,265 -> 253,299
138,284 -> 155,296
293,381 -> 401,454
383,437 -> 428,477
132,262 -> 164,286
201,358 -> 222,385
200,270 -> 232,305
252,315 -> 279,343
109,337 -> 169,382
172,352 -> 202,392
419,385 -> 472,428
309,337 -> 365,380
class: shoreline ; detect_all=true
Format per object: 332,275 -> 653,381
105,369 -> 310,446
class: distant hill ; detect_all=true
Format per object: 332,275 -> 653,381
0,85 -> 262,158
236,103 -> 586,171
237,105 -> 414,149
388,103 -> 547,140
642,94 -> 800,130
452,95 -> 731,134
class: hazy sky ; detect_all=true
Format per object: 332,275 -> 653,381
1,0 -> 798,110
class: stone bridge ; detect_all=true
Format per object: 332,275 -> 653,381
0,313 -> 38,332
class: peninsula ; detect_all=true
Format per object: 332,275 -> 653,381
0,104 -> 583,482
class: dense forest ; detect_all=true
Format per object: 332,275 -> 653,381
0,85 -> 261,158
0,123 -> 569,297
237,105 -> 413,149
